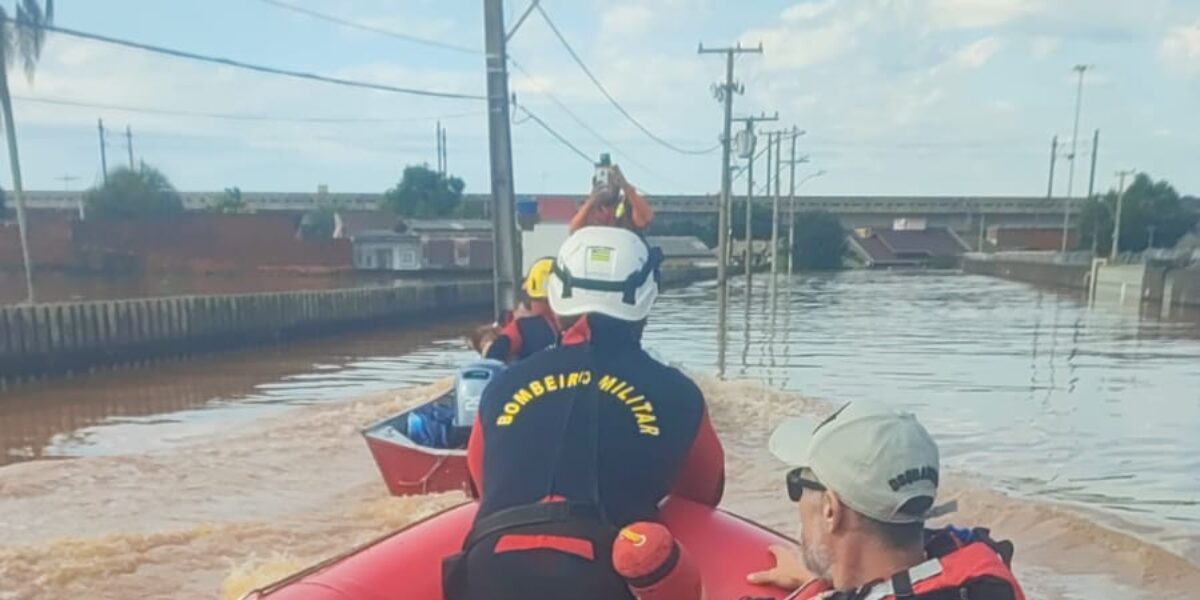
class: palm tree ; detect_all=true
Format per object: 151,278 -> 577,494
0,0 -> 53,304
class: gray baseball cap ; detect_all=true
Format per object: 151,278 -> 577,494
769,400 -> 940,524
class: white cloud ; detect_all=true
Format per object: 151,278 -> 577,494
925,0 -> 1037,29
989,99 -> 1017,113
952,37 -> 1005,69
601,4 -> 656,38
1160,21 -> 1200,77
742,4 -> 873,72
6,37 -> 485,189
1029,36 -> 1061,59
782,1 -> 836,22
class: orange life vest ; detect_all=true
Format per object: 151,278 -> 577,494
791,527 -> 1025,600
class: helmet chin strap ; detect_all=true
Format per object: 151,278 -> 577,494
552,247 -> 664,306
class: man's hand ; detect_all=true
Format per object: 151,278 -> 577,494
610,164 -> 629,189
746,545 -> 815,590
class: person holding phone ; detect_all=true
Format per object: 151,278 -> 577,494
570,163 -> 654,233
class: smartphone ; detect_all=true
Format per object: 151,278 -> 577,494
594,153 -> 613,188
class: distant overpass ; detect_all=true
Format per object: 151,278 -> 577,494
22,190 -> 1085,233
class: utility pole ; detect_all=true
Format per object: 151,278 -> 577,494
733,113 -> 778,294
1046,135 -> 1057,199
787,129 -> 799,276
483,0 -> 521,319
781,130 -> 809,275
435,121 -> 443,174
98,119 -> 109,185
699,42 -> 761,377
442,124 -> 448,175
763,130 -> 773,286
1087,129 -> 1099,200
769,130 -> 783,313
1112,169 -> 1136,260
125,125 -> 134,169
1063,64 -> 1089,252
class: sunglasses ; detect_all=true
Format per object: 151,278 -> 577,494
786,467 -> 827,502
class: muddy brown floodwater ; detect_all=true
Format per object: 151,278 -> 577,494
1,271 -> 1198,599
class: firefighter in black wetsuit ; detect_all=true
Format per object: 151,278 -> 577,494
485,257 -> 559,363
443,227 -> 725,600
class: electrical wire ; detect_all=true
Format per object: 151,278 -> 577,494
508,57 -> 681,188
251,0 -> 481,55
535,4 -> 719,156
14,94 -> 482,123
513,103 -> 592,165
2,18 -> 484,100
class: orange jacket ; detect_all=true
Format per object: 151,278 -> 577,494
569,186 -> 654,232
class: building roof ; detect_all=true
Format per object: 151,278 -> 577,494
874,228 -> 969,257
399,218 -> 493,233
335,211 -> 400,239
849,227 -> 968,266
352,229 -> 420,244
647,236 -> 716,259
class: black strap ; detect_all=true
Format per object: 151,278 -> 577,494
463,501 -> 605,550
891,570 -> 916,598
553,246 -> 663,305
623,538 -> 681,588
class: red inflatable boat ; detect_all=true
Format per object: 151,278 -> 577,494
241,497 -> 791,600
248,369 -> 791,599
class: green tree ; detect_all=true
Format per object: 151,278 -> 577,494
0,185 -> 7,216
730,199 -> 774,240
298,206 -> 335,240
84,165 -> 184,218
791,210 -> 845,270
208,186 -> 249,214
384,164 -> 464,218
1078,173 -> 1199,254
1,0 -> 54,303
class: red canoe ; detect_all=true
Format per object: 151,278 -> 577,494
241,497 -> 791,600
361,390 -> 473,497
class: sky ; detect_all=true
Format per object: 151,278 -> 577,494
5,0 -> 1199,198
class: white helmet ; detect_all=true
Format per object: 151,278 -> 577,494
547,227 -> 662,322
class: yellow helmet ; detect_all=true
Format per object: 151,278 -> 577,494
523,257 -> 555,299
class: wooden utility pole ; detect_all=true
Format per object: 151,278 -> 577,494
126,125 -> 134,169
769,130 -> 782,312
1087,129 -> 1099,200
1046,135 -> 1057,199
785,128 -> 802,276
1112,169 -> 1136,260
483,0 -> 521,319
699,42 -> 761,377
98,119 -> 108,184
733,113 -> 777,288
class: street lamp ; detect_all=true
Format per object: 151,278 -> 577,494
1062,64 -> 1090,253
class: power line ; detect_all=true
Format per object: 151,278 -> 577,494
251,0 -> 480,55
535,4 -> 719,156
509,57 -> 679,187
13,94 -> 482,124
4,18 -> 484,101
514,103 -> 592,165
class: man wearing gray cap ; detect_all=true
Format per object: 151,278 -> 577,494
747,400 -> 1025,600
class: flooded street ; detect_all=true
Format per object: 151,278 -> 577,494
2,270 -> 1199,599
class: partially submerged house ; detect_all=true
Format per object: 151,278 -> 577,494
848,218 -> 969,268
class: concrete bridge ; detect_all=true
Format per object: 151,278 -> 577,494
22,190 -> 1084,234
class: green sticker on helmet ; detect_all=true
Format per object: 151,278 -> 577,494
587,247 -> 613,263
